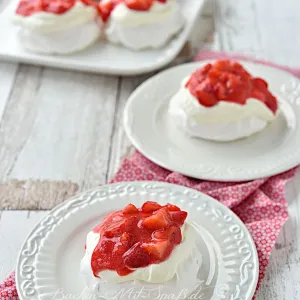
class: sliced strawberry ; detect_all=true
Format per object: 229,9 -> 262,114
120,232 -> 131,242
214,82 -> 228,99
169,211 -> 188,226
250,89 -> 266,103
265,95 -> 278,114
113,241 -> 129,256
141,208 -> 172,230
125,0 -> 153,11
99,0 -> 121,22
252,78 -> 268,90
123,203 -> 139,215
213,60 -> 231,72
120,232 -> 135,247
195,89 -> 218,107
99,240 -> 115,252
152,225 -> 182,244
104,219 -> 126,238
16,0 -> 77,16
123,242 -> 151,269
142,240 -> 170,260
141,201 -> 162,213
165,203 -> 180,212
124,216 -> 139,233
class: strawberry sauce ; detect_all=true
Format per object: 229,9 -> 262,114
16,0 -> 98,17
99,0 -> 167,23
91,202 -> 187,277
16,0 -> 169,23
186,60 -> 278,114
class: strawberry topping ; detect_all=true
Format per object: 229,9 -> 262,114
15,0 -> 98,17
91,201 -> 188,277
186,60 -> 278,114
124,0 -> 153,11
98,0 -> 167,22
16,0 -> 169,22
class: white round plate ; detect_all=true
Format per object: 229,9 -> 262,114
124,60 -> 300,181
16,181 -> 258,300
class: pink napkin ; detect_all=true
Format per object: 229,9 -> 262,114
1,51 -> 299,300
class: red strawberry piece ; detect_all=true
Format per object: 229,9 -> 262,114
124,215 -> 139,233
120,232 -> 135,246
99,240 -> 115,252
120,232 -> 131,242
142,240 -> 170,260
250,89 -> 267,103
213,60 -> 231,71
141,201 -> 162,213
226,87 -> 248,104
123,242 -> 151,269
152,225 -> 182,244
16,0 -> 77,16
141,208 -> 172,230
195,89 -> 218,107
47,1 -> 71,14
214,82 -> 228,99
99,0 -> 121,22
125,0 -> 153,11
123,203 -> 139,215
252,78 -> 268,90
201,63 -> 213,75
165,203 -> 180,212
265,95 -> 278,114
113,241 -> 129,256
104,219 -> 126,238
169,211 -> 187,226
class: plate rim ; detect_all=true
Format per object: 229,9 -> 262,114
123,60 -> 300,181
15,180 -> 259,300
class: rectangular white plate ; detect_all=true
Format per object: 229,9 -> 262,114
0,0 -> 205,75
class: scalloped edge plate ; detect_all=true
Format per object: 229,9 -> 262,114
16,181 -> 258,300
123,60 -> 300,181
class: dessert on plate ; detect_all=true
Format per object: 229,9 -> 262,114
168,60 -> 279,142
13,0 -> 102,54
99,0 -> 184,50
81,201 -> 202,300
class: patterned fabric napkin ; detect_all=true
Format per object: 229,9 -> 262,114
1,51 -> 299,299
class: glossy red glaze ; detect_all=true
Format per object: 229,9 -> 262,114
16,0 -> 76,16
185,60 -> 278,114
99,0 -> 168,22
15,0 -> 101,17
91,201 -> 187,277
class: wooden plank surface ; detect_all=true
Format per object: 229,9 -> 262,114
0,0 -> 300,298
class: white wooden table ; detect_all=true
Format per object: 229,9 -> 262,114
0,0 -> 300,298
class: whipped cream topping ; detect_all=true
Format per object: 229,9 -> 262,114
13,1 -> 100,34
169,77 -> 278,141
105,0 -> 184,50
81,223 -> 198,284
